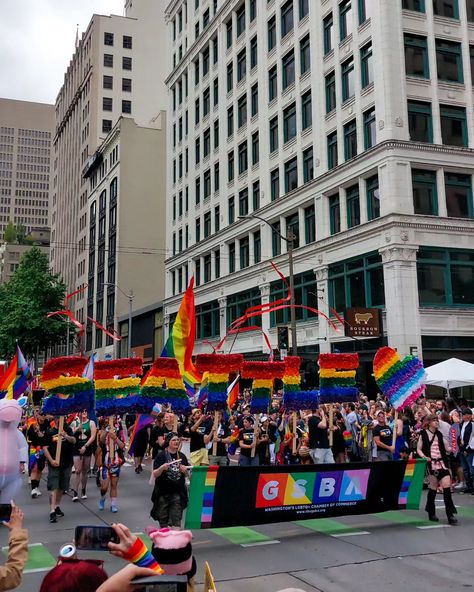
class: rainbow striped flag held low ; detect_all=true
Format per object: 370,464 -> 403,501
41,356 -> 94,416
195,354 -> 243,412
94,357 -> 143,416
0,345 -> 33,400
139,357 -> 191,414
127,414 -> 154,457
242,361 -> 285,414
161,277 -> 202,397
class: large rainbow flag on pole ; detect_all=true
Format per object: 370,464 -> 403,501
161,277 -> 202,397
0,345 -> 33,400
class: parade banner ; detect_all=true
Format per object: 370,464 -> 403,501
185,459 -> 426,529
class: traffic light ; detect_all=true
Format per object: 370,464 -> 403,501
277,325 -> 289,351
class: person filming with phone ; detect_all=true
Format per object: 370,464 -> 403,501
0,502 -> 28,591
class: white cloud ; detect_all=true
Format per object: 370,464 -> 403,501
0,0 -> 122,104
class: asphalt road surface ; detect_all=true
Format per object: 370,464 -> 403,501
2,460 -> 473,592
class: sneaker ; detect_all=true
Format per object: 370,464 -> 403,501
31,489 -> 38,499
448,515 -> 458,525
111,505 -> 118,513
454,483 -> 464,490
81,490 -> 87,500
35,488 -> 42,497
98,498 -> 105,511
49,511 -> 57,523
72,490 -> 79,502
55,507 -> 65,517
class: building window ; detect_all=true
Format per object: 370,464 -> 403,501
358,0 -> 370,23
303,146 -> 314,183
195,218 -> 201,242
436,40 -> 463,83
196,301 -> 220,338
236,4 -> 246,37
122,56 -> 132,70
252,131 -> 259,165
195,137 -> 201,164
286,212 -> 300,247
227,62 -> 233,92
202,48 -> 210,77
329,253 -> 385,312
250,36 -> 258,70
204,211 -> 211,237
250,0 -> 257,21
214,119 -> 219,149
227,288 -> 261,325
329,194 -> 341,234
445,173 -> 473,218
253,230 -> 261,264
402,0 -> 425,11
271,168 -> 280,201
253,180 -> 260,210
407,101 -> 432,143
301,90 -> 312,130
325,71 -> 336,113
214,163 -> 220,192
104,54 -> 113,67
240,237 -> 250,269
341,58 -> 355,102
238,94 -> 247,128
270,271 -> 318,326
268,15 -> 276,51
366,175 -> 380,220
323,12 -> 334,55
440,105 -> 467,147
404,34 -> 429,78
412,169 -> 438,215
238,141 -> 248,174
327,131 -> 338,170
251,83 -> 258,116
433,0 -> 459,18
226,18 -> 233,48
103,75 -> 113,89
237,48 -> 247,82
363,107 -> 376,149
102,119 -> 112,134
123,35 -> 132,49
195,176 -> 201,204
203,169 -> 211,198
203,88 -> 210,117
282,50 -> 295,89
339,0 -> 353,41
343,119 -> 357,160
269,115 -> 279,152
228,195 -> 235,224
272,221 -> 281,256
284,157 -> 298,193
122,78 -> 132,92
122,100 -> 132,114
418,248 -> 474,307
214,202 -> 220,232
361,43 -> 373,88
467,0 -> 474,21
299,0 -> 309,19
103,97 -> 112,111
283,102 -> 297,143
269,65 -> 277,101
346,184 -> 360,228
195,259 -> 201,286
227,106 -> 234,137
239,188 -> 249,216
228,150 -> 235,182
281,0 -> 294,37
470,45 -> 474,81
104,32 -> 114,45
229,242 -> 236,273
304,205 -> 316,243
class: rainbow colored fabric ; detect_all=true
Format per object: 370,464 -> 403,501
94,358 -> 143,415
41,356 -> 94,416
281,356 -> 317,411
195,354 -> 243,411
139,357 -> 191,413
127,415 -> 154,457
161,277 -> 202,396
373,346 -> 426,410
319,353 -> 359,403
122,537 -> 163,574
0,345 -> 33,400
242,361 -> 285,414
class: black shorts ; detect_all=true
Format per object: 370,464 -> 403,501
428,467 -> 450,480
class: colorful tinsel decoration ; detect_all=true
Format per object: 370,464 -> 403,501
195,354 -> 243,411
41,356 -> 94,416
139,357 -> 191,414
319,353 -> 359,403
373,346 -> 426,410
94,358 -> 143,415
241,361 -> 285,414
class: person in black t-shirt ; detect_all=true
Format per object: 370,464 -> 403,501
308,408 -> 334,465
208,411 -> 231,466
151,432 -> 189,528
373,410 -> 394,461
257,416 -> 271,465
189,409 -> 215,466
26,408 -> 50,499
43,423 -> 76,523
239,417 -> 259,467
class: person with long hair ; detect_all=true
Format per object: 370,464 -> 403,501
96,417 -> 125,513
26,407 -> 50,499
417,414 -> 458,525
70,410 -> 97,501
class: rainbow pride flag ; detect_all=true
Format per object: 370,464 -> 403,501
161,277 -> 202,396
0,345 -> 33,400
128,414 -> 154,457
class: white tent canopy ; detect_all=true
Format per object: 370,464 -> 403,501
425,358 -> 474,390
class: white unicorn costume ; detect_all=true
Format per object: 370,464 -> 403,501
0,399 -> 28,503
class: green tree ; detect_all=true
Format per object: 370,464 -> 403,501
0,247 -> 69,358
3,221 -> 16,243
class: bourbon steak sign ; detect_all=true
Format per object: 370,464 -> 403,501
345,307 -> 381,338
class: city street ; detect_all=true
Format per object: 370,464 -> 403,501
2,460 -> 474,592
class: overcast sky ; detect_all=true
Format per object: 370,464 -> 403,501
0,0 -> 123,105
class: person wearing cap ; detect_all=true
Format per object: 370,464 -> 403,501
372,410 -> 394,461
458,408 -> 474,494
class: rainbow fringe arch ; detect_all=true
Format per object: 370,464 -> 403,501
319,353 -> 359,403
41,356 -> 94,416
282,356 -> 316,411
195,354 -> 243,411
373,347 -> 426,410
242,361 -> 285,414
139,357 -> 191,414
94,358 -> 143,416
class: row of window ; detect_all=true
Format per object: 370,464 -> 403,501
102,98 -> 132,115
402,0 -> 474,21
408,100 -> 470,147
323,0 -> 372,55
104,32 -> 133,49
103,54 -> 132,70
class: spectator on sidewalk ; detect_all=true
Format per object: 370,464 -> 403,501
0,503 -> 28,592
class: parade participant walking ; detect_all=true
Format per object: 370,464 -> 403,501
417,414 -> 458,524
96,418 -> 125,513
26,407 -> 50,499
70,410 -> 97,501
308,408 -> 334,464
149,413 -> 165,459
151,432 -> 190,528
132,422 -> 150,474
43,421 -> 76,523
188,409 -> 214,466
458,408 -> 474,494
239,417 -> 260,467
208,411 -> 231,466
372,410 -> 394,461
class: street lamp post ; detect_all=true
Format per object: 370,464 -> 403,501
239,214 -> 297,355
104,283 -> 134,357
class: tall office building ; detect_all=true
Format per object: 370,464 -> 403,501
51,0 -> 169,339
164,0 -> 474,391
0,98 -> 53,236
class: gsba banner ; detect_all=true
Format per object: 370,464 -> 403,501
185,459 -> 426,529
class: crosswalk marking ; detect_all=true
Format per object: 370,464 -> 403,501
331,531 -> 370,537
294,517 -> 364,536
211,526 -> 275,546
